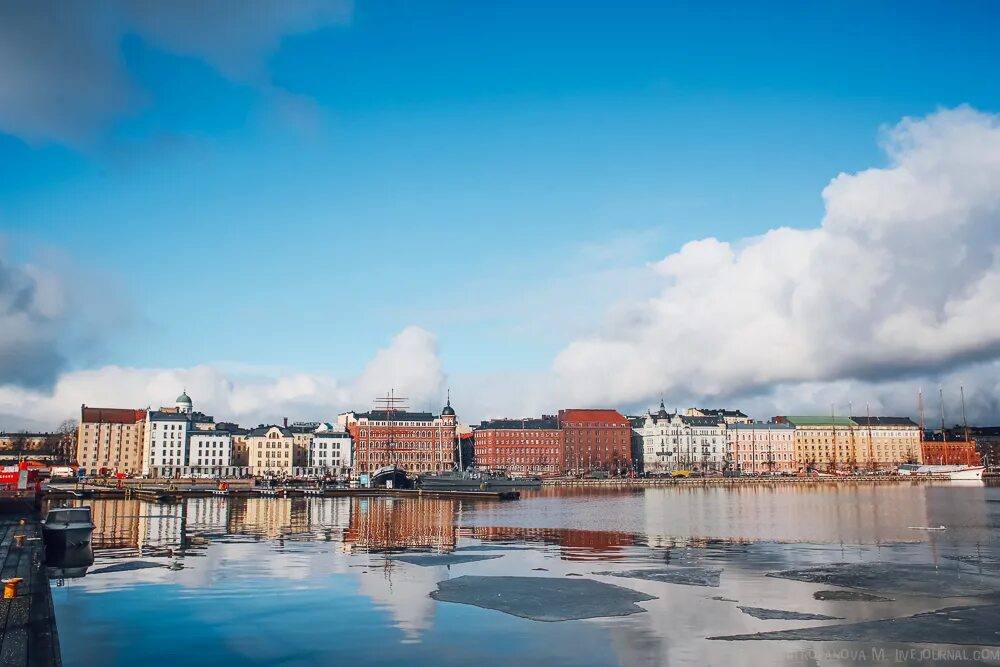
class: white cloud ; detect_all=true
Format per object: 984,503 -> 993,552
553,107 -> 1000,414
0,326 -> 444,430
0,1 -> 351,145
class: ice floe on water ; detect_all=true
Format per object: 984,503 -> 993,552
593,567 -> 722,587
430,575 -> 656,621
391,553 -> 503,566
737,606 -> 841,621
767,563 -> 1000,597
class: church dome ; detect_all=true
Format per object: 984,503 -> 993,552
176,391 -> 192,406
441,392 -> 455,416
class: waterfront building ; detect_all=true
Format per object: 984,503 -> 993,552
776,416 -> 857,471
77,405 -> 147,474
687,408 -> 752,425
559,409 -> 633,474
143,392 -> 228,476
310,424 -> 353,475
849,416 -> 923,467
473,416 -> 563,475
637,403 -> 727,472
920,436 -> 980,466
726,422 -> 796,474
217,423 -> 250,466
342,398 -> 457,474
247,425 -> 296,475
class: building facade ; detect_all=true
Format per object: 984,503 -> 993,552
559,409 -> 632,474
310,425 -> 353,474
726,422 -> 796,473
343,399 -> 457,474
77,406 -> 148,474
473,417 -> 563,475
143,392 -> 233,477
850,416 -> 922,467
687,408 -> 752,425
637,403 -> 727,472
920,437 -> 980,466
247,425 -> 296,475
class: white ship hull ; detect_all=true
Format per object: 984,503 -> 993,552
899,464 -> 985,480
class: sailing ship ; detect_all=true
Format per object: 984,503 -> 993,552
415,469 -> 542,491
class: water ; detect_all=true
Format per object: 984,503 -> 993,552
48,483 -> 1000,666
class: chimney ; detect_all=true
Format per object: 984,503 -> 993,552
283,417 -> 288,428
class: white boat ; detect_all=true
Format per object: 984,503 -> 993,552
898,464 -> 985,480
42,506 -> 96,549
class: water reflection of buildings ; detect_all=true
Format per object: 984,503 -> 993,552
343,497 -> 458,553
468,526 -> 637,560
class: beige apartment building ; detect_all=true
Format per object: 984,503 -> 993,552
778,415 -> 922,471
77,406 -> 148,474
247,425 -> 298,475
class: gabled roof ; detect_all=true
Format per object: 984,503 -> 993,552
558,409 -> 629,425
248,425 -> 293,437
148,411 -> 191,422
850,416 -> 919,428
476,417 -> 560,431
680,415 -> 724,426
354,410 -> 437,422
81,407 -> 146,424
781,416 -> 857,427
695,408 -> 748,418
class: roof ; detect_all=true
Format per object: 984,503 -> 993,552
780,416 -> 857,427
695,408 -> 748,418
189,430 -> 231,438
314,430 -> 350,438
680,415 -> 724,426
558,409 -> 629,425
354,410 -> 437,422
148,411 -> 191,422
729,422 -> 794,430
476,417 -> 560,431
249,425 -> 293,437
81,407 -> 146,424
850,416 -> 919,428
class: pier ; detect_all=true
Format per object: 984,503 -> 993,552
0,514 -> 60,667
47,483 -> 520,502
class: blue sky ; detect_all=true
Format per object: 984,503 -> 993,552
3,1 -> 1000,425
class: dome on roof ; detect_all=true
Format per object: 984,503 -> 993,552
441,391 -> 456,416
176,391 -> 192,406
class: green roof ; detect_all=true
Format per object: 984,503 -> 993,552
782,416 -> 857,427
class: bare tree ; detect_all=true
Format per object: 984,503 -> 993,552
56,419 -> 79,464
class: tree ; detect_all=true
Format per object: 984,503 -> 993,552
56,419 -> 78,464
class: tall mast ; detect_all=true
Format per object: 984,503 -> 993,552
866,402 -> 874,469
961,385 -> 969,443
939,386 -> 947,443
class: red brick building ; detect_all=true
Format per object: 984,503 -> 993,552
558,409 -> 632,474
920,438 -> 981,466
342,400 -> 458,474
473,417 -> 563,475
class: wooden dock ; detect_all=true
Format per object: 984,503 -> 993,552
0,514 -> 60,667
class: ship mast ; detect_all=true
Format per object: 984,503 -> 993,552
939,386 -> 947,443
961,385 -> 970,443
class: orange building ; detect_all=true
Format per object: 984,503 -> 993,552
558,409 -> 632,474
343,399 -> 457,474
920,438 -> 980,466
473,417 -> 563,475
77,406 -> 148,474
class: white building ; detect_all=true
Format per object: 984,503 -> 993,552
309,424 -> 353,475
639,402 -> 727,472
143,391 -> 244,477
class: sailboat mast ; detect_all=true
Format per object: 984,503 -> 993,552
940,386 -> 947,443
961,385 -> 969,444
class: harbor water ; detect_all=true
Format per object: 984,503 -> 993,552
49,483 -> 1000,666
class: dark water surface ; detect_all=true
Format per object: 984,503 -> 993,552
49,483 -> 1000,666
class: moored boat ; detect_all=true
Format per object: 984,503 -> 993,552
415,469 -> 542,491
898,464 -> 985,480
42,506 -> 96,549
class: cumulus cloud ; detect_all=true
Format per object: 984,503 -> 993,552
0,326 -> 445,430
554,107 -> 1000,413
0,254 -> 70,387
0,1 -> 350,145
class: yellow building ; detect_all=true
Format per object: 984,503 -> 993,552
781,415 -> 921,471
247,425 -> 296,475
849,416 -> 922,467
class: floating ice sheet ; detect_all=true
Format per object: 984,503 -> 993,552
812,590 -> 892,601
430,575 -> 656,621
88,561 -> 166,575
767,563 -> 1000,597
594,567 -> 722,588
737,606 -> 841,620
391,553 -> 502,567
711,604 -> 1000,646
